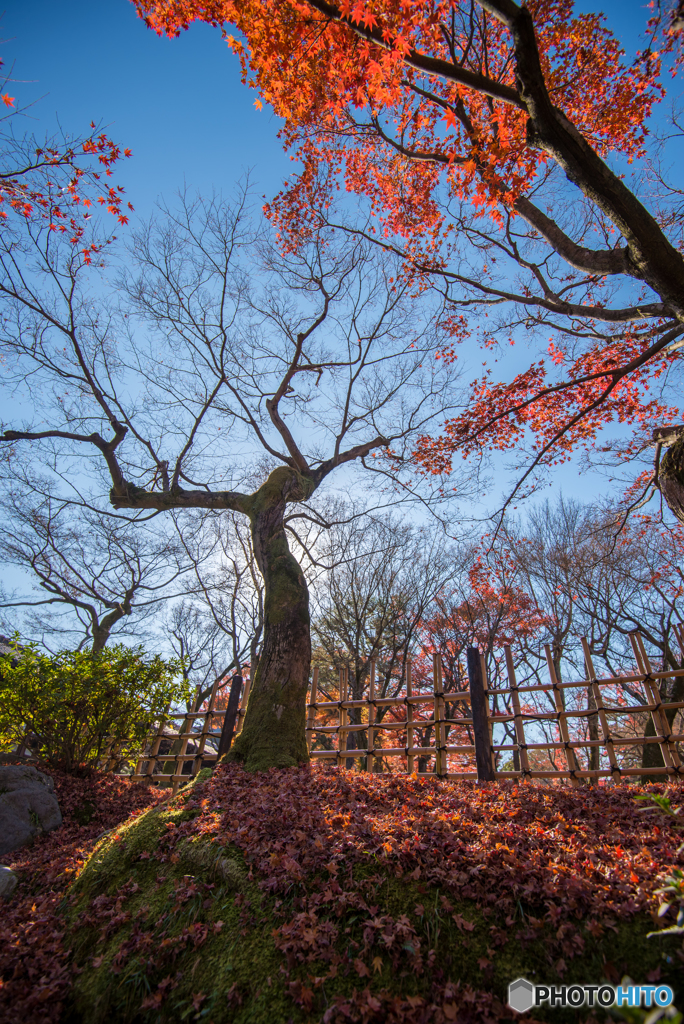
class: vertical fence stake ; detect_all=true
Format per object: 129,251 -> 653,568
503,645 -> 531,779
367,659 -> 376,772
479,651 -> 497,775
467,647 -> 496,782
433,653 -> 447,777
406,656 -> 414,773
581,639 -> 621,782
630,632 -> 681,774
306,666 -> 319,754
544,646 -> 583,787
170,686 -> 201,795
191,675 -> 222,778
143,702 -> 171,782
338,665 -> 348,767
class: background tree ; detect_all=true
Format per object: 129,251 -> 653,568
495,498 -> 684,774
0,470 -> 188,652
166,509 -> 264,716
310,513 -> 451,767
0,182 -> 459,771
134,0 -> 684,524
496,500 -> 604,771
415,543 -> 551,772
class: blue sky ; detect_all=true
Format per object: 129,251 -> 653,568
0,0 -> 669,523
1,0 -> 652,221
0,0 -> 671,649
1,0 -> 293,219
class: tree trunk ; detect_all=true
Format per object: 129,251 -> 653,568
90,595 -> 133,654
227,468 -> 313,771
641,674 -> 684,782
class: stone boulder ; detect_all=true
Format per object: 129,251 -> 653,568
0,765 -> 62,856
0,865 -> 18,897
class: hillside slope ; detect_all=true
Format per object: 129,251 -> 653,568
62,765 -> 684,1023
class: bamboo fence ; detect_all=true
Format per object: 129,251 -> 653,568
10,630 -> 684,788
124,667 -> 253,794
305,630 -> 684,782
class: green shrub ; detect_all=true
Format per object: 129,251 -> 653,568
0,640 -> 189,773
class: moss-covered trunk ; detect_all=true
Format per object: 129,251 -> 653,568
641,673 -> 684,781
228,468 -> 313,772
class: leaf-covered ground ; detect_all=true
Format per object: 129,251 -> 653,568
0,763 -> 165,1024
2,763 -> 683,1023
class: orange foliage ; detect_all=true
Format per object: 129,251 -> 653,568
0,60 -> 133,263
131,0 -> 675,491
133,0 -> 659,242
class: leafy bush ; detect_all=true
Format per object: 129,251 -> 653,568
0,641 -> 188,773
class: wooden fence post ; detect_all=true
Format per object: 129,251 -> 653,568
544,645 -> 583,787
338,665 -> 348,767
168,687 -> 202,794
503,645 -> 531,779
433,652 -> 447,777
306,666 -> 319,753
581,639 -> 621,782
190,676 -> 222,777
367,659 -> 376,772
142,703 -> 171,781
406,655 -> 414,773
467,647 -> 496,782
479,651 -> 497,775
630,632 -> 681,774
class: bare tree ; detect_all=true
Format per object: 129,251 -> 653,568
0,184 -> 461,770
167,509 -> 264,704
0,470 -> 188,652
500,499 -> 684,774
311,514 -> 452,766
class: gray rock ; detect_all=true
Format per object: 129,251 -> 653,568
0,865 -> 18,897
0,765 -> 62,856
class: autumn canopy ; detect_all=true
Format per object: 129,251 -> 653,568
135,0 -> 684,517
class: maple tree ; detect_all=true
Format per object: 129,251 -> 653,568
0,186 -> 457,772
0,58 -> 132,257
132,0 -> 684,522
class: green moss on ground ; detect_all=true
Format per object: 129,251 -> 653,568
62,768 -> 684,1024
65,771 -> 296,1024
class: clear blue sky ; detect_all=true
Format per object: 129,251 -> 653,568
0,0 -> 665,521
1,0 -> 293,221
1,0 -> 650,221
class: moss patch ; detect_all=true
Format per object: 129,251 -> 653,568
63,767 -> 684,1023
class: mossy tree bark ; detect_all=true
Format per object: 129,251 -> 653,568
90,595 -> 133,655
659,437 -> 684,526
227,467 -> 315,771
640,673 -> 684,782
